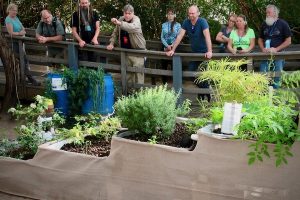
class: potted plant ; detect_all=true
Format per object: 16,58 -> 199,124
1,95 -> 65,159
113,85 -> 192,147
46,66 -> 114,117
46,113 -> 122,157
195,58 -> 300,166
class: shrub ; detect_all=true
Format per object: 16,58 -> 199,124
5,95 -> 65,159
114,85 -> 190,138
196,58 -> 269,105
237,97 -> 300,167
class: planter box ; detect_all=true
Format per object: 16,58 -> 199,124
1,130 -> 300,199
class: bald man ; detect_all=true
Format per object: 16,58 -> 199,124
166,5 -> 213,66
166,5 -> 212,101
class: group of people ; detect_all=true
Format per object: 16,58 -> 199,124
5,1 -> 292,89
162,4 -> 291,89
215,5 -> 291,88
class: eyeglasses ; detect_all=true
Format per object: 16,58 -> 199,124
191,25 -> 195,33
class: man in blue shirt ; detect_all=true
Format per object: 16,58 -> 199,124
166,5 -> 213,64
166,5 -> 213,100
258,4 -> 291,88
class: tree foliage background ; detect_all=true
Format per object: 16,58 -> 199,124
1,0 -> 299,43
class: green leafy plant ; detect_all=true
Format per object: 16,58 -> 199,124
148,135 -> 158,144
62,66 -> 105,116
56,115 -> 121,144
281,70 -> 300,88
210,107 -> 223,125
5,95 -> 65,159
195,59 -> 300,167
237,98 -> 300,167
115,85 -> 191,139
185,118 -> 209,135
196,58 -> 269,105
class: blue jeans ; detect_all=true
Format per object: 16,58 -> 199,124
188,61 -> 201,71
260,59 -> 284,89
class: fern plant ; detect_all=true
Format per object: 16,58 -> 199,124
114,85 -> 191,139
281,70 -> 300,88
196,58 -> 269,105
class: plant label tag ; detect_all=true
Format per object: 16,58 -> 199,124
51,78 -> 67,91
221,102 -> 242,135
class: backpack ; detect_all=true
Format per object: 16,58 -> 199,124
41,17 -> 65,38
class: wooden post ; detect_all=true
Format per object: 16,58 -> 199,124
121,51 -> 127,95
68,44 -> 78,71
247,57 -> 253,71
18,40 -> 25,83
172,55 -> 182,104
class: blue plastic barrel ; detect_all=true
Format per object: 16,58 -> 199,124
82,74 -> 114,115
48,73 -> 68,116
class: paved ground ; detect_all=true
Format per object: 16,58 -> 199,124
0,112 -> 18,140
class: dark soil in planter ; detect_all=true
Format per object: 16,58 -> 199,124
3,147 -> 35,160
61,135 -> 111,157
61,123 -> 195,157
124,123 -> 194,148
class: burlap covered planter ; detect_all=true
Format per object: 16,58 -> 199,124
0,131 -> 300,199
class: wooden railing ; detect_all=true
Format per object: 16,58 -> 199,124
1,28 -> 300,102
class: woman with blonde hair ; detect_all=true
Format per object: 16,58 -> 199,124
5,3 -> 26,36
5,3 -> 40,85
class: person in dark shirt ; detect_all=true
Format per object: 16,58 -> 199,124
71,0 -> 100,61
166,5 -> 213,101
215,14 -> 237,53
258,4 -> 292,88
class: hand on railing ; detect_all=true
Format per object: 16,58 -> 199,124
37,36 -> 47,44
107,44 -> 114,50
79,40 -> 86,48
166,50 -> 174,56
19,30 -> 26,36
91,38 -> 99,45
205,51 -> 213,59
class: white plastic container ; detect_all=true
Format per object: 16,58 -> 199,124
221,102 -> 242,135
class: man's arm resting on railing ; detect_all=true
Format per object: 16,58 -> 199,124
275,37 -> 291,52
203,28 -> 213,58
72,27 -> 85,47
165,29 -> 186,56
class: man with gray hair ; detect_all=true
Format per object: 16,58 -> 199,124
106,4 -> 146,84
36,9 -> 65,59
258,4 -> 292,88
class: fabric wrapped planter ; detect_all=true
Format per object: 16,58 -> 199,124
0,131 -> 300,199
